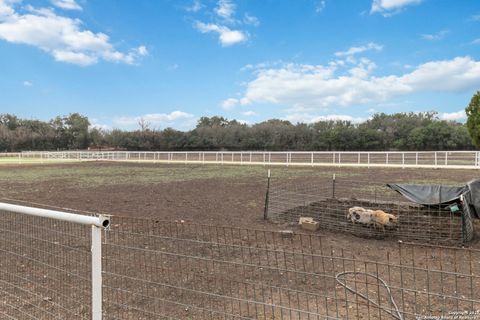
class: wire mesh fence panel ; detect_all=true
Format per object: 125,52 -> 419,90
101,218 -> 480,320
0,210 -> 92,319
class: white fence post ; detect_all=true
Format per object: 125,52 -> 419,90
91,225 -> 103,320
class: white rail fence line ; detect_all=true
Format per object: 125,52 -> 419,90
0,202 -> 110,320
2,150 -> 480,169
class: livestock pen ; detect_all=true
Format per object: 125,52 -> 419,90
265,172 -> 477,244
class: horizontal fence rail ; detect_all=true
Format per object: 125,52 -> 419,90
3,150 -> 480,169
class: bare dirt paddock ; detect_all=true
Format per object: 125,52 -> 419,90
0,162 -> 480,319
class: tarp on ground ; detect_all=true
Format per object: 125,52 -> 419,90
387,179 -> 480,218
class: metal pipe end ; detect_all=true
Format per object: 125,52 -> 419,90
98,215 -> 111,229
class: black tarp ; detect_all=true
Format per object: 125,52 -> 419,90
387,179 -> 480,218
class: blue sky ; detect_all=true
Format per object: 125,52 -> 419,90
0,0 -> 479,130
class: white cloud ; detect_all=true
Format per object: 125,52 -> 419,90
472,38 -> 480,45
284,113 -> 366,124
89,119 -> 111,131
440,110 -> 466,121
231,56 -> 480,111
23,80 -> 32,86
335,42 -> 383,57
236,119 -> 251,125
136,45 -> 148,56
469,14 -> 480,22
221,98 -> 239,110
195,21 -> 247,46
215,0 -> 235,22
0,1 -> 147,66
244,13 -> 259,26
51,0 -> 82,11
186,0 -> 202,12
371,0 -> 422,16
316,1 -> 326,13
241,111 -> 256,116
113,111 -> 196,129
421,29 -> 449,41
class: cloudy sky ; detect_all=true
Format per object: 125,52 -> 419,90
0,0 -> 479,130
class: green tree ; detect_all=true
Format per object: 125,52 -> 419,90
466,91 -> 480,147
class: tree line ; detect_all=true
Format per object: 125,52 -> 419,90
0,111 -> 475,152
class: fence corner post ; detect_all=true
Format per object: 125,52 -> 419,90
91,224 -> 103,320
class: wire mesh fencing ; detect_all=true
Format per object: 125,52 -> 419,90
266,173 -> 476,244
1,212 -> 480,319
101,217 -> 480,320
0,209 -> 93,319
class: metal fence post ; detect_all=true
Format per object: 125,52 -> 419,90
332,173 -> 336,199
263,169 -> 271,220
91,224 -> 103,320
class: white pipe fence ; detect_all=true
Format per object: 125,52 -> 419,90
0,202 -> 110,320
2,150 -> 480,169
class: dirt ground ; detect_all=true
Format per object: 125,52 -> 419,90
1,161 -> 480,319
0,161 -> 478,227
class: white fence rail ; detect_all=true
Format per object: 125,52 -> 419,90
0,202 -> 110,320
2,150 -> 480,169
